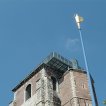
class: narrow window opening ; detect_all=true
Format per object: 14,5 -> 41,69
25,84 -> 31,101
51,76 -> 56,91
81,83 -> 85,88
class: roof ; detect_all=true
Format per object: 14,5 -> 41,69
12,52 -> 73,92
43,52 -> 72,72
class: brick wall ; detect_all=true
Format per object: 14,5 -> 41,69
73,71 -> 91,99
59,70 -> 92,106
14,71 -> 41,106
11,68 -> 93,106
59,71 -> 72,106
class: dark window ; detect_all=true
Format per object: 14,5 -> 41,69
25,84 -> 31,101
51,76 -> 56,91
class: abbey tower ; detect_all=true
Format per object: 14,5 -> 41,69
9,52 -> 98,106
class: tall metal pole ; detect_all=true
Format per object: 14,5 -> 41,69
78,29 -> 96,106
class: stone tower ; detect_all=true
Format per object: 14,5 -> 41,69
9,52 -> 98,106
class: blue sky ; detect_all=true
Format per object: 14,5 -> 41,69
0,0 -> 106,105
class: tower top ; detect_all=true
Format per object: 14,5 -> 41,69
42,52 -> 72,72
12,52 -> 81,92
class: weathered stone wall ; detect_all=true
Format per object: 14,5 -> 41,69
45,67 -> 61,106
10,67 -> 93,106
12,67 -> 58,106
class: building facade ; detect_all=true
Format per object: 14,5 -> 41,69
9,52 -> 98,106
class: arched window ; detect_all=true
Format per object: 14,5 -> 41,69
51,76 -> 57,91
25,84 -> 31,101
